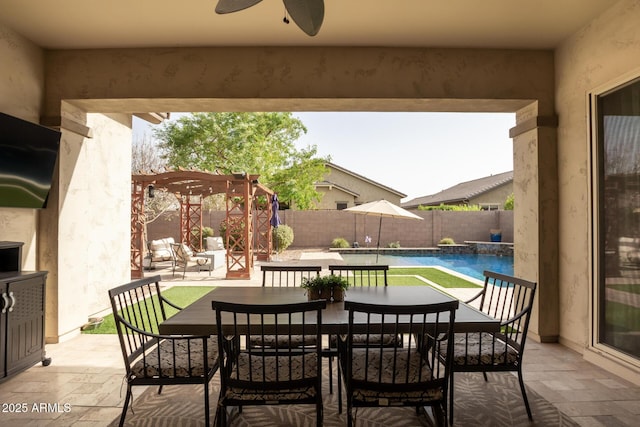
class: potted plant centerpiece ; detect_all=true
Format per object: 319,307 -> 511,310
301,275 -> 349,302
326,274 -> 349,302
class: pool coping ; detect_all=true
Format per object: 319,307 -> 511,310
329,241 -> 514,256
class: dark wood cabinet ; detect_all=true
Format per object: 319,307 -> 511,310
0,242 -> 50,382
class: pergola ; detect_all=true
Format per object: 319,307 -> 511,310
131,169 -> 275,280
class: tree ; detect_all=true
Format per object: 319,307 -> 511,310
154,112 -> 329,209
504,193 -> 514,210
131,135 -> 176,224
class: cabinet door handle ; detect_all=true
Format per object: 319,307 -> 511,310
1,292 -> 9,313
8,291 -> 16,312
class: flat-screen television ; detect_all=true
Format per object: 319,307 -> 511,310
0,112 -> 61,208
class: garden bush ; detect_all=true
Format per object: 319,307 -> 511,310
387,241 -> 401,248
331,237 -> 350,248
273,224 -> 294,253
439,237 -> 455,245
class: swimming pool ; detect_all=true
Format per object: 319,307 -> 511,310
340,253 -> 514,281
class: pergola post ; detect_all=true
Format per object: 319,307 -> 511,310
130,170 -> 273,279
130,181 -> 145,279
179,194 -> 203,250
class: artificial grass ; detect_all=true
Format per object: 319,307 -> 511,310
388,267 -> 481,288
82,286 -> 215,335
348,268 -> 481,288
609,283 -> 640,295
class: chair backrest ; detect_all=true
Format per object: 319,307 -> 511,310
172,242 -> 193,263
261,265 -> 321,287
477,270 -> 537,351
108,275 -> 176,369
328,264 -> 389,287
212,299 -> 326,388
341,299 -> 458,395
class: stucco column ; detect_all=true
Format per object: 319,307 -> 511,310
511,102 -> 559,342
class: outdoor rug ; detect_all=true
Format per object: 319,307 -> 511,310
109,367 -> 577,427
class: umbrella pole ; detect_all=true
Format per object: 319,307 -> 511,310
376,216 -> 382,263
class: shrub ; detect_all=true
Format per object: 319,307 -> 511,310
418,203 -> 481,211
273,224 -> 294,253
387,241 -> 401,248
439,237 -> 456,245
190,226 -> 214,249
331,237 -> 350,248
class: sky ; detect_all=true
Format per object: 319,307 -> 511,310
133,112 -> 515,202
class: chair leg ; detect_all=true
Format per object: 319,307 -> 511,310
517,369 -> 533,420
119,384 -> 133,427
448,371 -> 454,425
483,371 -> 488,382
328,355 -> 333,394
204,382 -> 210,427
316,399 -> 323,427
157,385 -> 163,394
337,361 -> 343,414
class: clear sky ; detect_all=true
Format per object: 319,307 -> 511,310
133,111 -> 515,202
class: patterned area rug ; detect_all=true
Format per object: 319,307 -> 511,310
109,367 -> 577,426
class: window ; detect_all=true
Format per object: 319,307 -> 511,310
480,203 -> 500,211
336,202 -> 348,210
595,77 -> 640,360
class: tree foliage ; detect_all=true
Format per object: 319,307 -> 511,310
154,112 -> 329,209
504,193 -> 514,210
131,135 -> 176,224
418,203 -> 482,211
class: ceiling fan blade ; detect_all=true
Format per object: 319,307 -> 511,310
283,0 -> 324,36
215,0 -> 263,14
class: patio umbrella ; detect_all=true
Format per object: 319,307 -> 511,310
344,199 -> 423,262
271,194 -> 282,256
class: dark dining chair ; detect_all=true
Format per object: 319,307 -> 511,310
252,265 -> 323,349
212,299 -> 326,426
439,270 -> 537,424
326,264 -> 396,394
108,275 -> 219,427
261,264 -> 322,287
338,299 -> 459,426
328,264 -> 389,287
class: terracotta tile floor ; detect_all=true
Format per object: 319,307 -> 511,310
1,257 -> 638,426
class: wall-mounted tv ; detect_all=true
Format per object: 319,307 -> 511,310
0,112 -> 61,209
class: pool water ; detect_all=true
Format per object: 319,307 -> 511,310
340,253 -> 514,281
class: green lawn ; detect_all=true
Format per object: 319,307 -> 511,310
83,286 -> 215,335
609,283 -> 640,295
347,268 -> 481,288
388,268 -> 481,288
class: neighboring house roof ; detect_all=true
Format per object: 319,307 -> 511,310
315,181 -> 360,197
321,162 -> 407,198
402,171 -> 513,209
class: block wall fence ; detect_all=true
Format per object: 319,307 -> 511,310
147,209 -> 513,249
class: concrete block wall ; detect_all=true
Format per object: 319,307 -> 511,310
147,209 -> 513,249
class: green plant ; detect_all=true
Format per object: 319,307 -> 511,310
417,203 -> 482,211
273,224 -> 294,253
439,237 -> 455,245
387,241 -> 401,248
504,193 -> 514,210
331,237 -> 350,248
301,274 -> 349,291
190,226 -> 214,249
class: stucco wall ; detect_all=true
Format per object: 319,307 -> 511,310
469,183 -> 513,208
0,24 -> 45,270
38,104 -> 133,341
555,0 -> 640,354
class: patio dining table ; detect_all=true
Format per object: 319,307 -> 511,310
158,286 -> 500,335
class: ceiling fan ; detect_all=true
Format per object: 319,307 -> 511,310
215,0 -> 325,36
